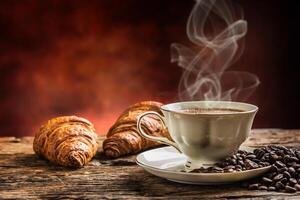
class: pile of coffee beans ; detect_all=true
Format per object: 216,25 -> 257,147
246,145 -> 300,193
190,145 -> 300,193
191,149 -> 270,173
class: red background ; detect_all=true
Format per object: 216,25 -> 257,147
0,0 -> 297,136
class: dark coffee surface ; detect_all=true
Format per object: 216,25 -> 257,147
179,107 -> 244,114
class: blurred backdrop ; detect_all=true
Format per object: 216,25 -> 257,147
0,0 -> 297,136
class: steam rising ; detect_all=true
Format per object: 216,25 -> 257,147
171,0 -> 259,101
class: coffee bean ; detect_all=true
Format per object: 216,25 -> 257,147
273,174 -> 284,182
238,160 -> 244,166
271,154 -> 279,161
252,159 -> 261,163
189,145 -> 300,194
262,177 -> 273,184
292,163 -> 300,168
287,162 -> 297,167
275,161 -> 286,168
235,165 -> 242,170
288,167 -> 296,176
212,166 -> 223,172
224,165 -> 235,170
277,145 -> 289,152
245,159 -> 259,169
285,185 -> 297,193
268,186 -> 276,191
295,151 -> 300,159
270,165 -> 279,172
281,178 -> 288,184
238,150 -> 247,154
224,168 -> 234,173
283,155 -> 291,163
290,178 -> 297,185
266,172 -> 277,179
283,171 -> 291,179
275,182 -> 285,190
246,154 -> 256,159
258,185 -> 268,190
249,184 -> 259,190
294,184 -> 300,191
229,159 -> 237,165
278,167 -> 288,173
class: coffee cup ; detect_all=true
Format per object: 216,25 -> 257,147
137,101 -> 258,171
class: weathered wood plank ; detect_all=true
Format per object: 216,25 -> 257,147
1,129 -> 300,199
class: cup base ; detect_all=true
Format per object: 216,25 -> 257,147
184,159 -> 217,172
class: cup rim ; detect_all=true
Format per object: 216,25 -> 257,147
160,100 -> 258,115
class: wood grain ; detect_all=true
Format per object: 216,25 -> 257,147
1,129 -> 300,199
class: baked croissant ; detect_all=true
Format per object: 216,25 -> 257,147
103,101 -> 171,158
33,116 -> 98,167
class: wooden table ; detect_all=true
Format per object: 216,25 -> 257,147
1,129 -> 300,199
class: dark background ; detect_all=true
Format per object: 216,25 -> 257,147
0,0 -> 297,136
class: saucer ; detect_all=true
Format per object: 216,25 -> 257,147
136,146 -> 271,185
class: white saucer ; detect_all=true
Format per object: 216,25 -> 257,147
136,146 -> 271,185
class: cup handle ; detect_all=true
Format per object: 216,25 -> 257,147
137,111 -> 181,153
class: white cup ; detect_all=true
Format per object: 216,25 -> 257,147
137,101 -> 258,171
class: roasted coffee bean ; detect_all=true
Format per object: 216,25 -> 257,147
275,161 -> 286,168
252,159 -> 261,163
289,178 -> 297,185
190,145 -> 300,194
229,159 -> 237,165
254,149 -> 265,159
249,184 -> 259,190
224,168 -> 234,173
294,184 -> 300,191
224,165 -> 235,170
277,145 -> 289,152
283,155 -> 291,163
266,172 -> 277,179
283,171 -> 291,179
275,182 -> 285,190
281,178 -> 288,184
290,157 -> 299,162
295,151 -> 300,159
268,186 -> 276,191
273,174 -> 284,182
246,154 -> 256,159
235,165 -> 242,170
271,154 -> 279,161
270,165 -> 279,172
245,159 -> 259,169
262,177 -> 273,184
238,160 -> 244,166
285,185 -> 297,193
287,162 -> 297,167
278,167 -> 288,173
258,185 -> 268,190
260,162 -> 270,167
292,163 -> 300,168
238,150 -> 247,154
288,167 -> 296,176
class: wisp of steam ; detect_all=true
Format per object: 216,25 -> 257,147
171,0 -> 260,101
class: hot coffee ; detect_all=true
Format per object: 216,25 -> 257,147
179,108 -> 244,114
137,101 -> 258,171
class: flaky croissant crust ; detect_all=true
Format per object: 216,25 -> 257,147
33,116 -> 98,167
103,101 -> 171,158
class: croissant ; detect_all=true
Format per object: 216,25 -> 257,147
103,101 -> 171,158
33,116 -> 98,167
